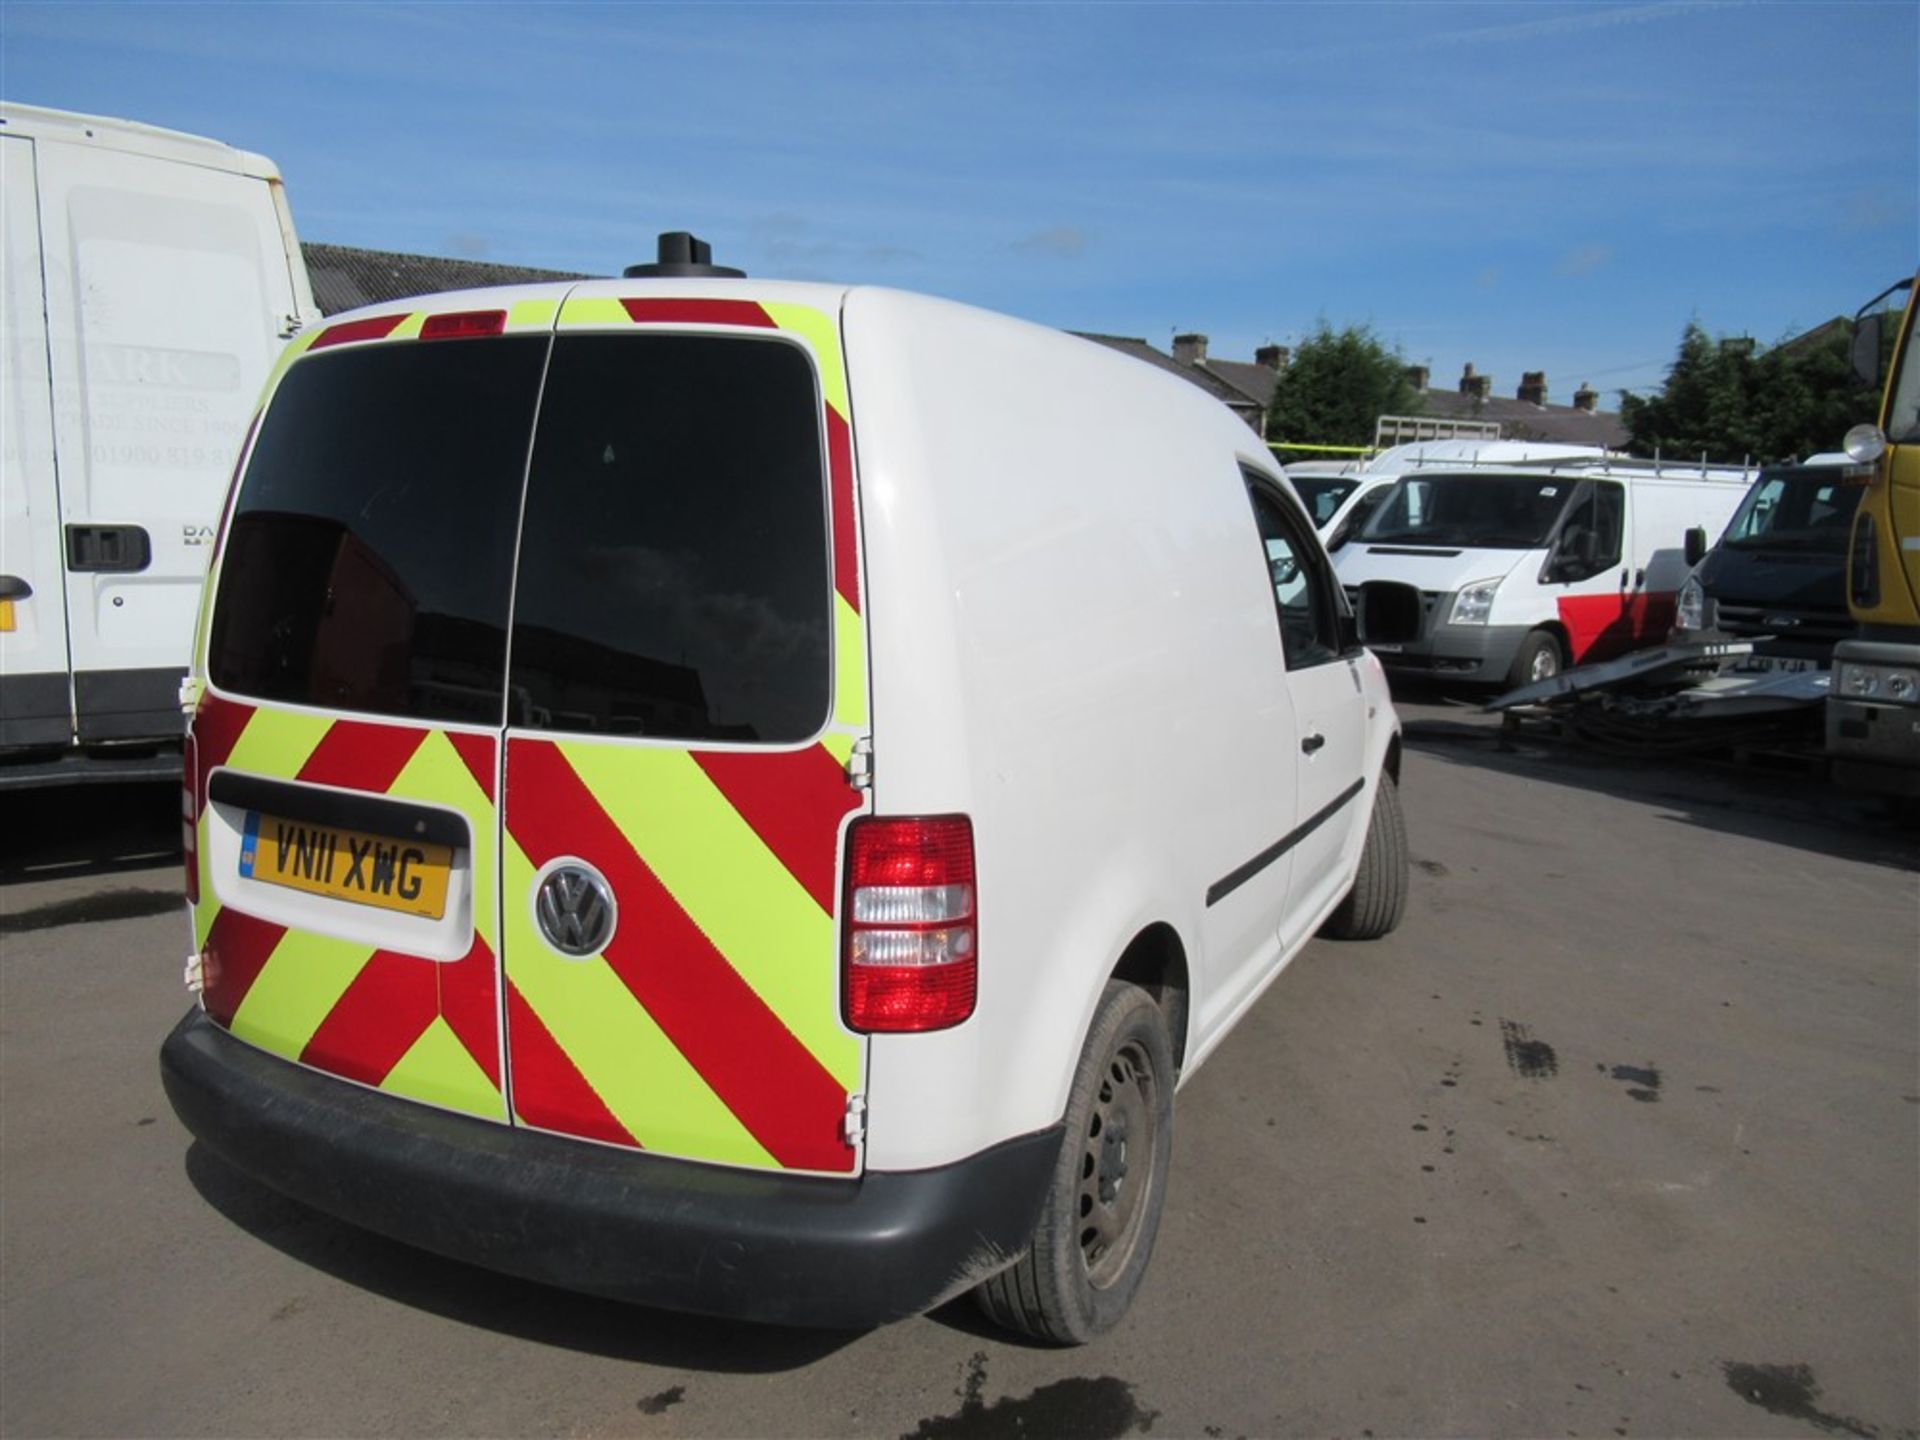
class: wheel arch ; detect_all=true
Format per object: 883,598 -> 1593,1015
1108,922 -> 1191,1075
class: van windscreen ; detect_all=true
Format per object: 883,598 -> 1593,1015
508,333 -> 831,744
207,337 -> 547,725
1360,472 -> 1573,549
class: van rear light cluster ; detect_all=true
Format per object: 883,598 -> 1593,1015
844,815 -> 976,1033
181,733 -> 200,905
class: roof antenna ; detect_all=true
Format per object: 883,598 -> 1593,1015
624,231 -> 745,279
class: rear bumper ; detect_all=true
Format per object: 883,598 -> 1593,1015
161,1009 -> 1059,1329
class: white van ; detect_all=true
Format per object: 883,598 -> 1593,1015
1295,439 -> 1614,556
160,235 -> 1408,1343
0,103 -> 317,781
1335,457 -> 1754,687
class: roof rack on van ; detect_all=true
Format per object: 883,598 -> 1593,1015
1523,452 -> 1757,482
623,231 -> 744,280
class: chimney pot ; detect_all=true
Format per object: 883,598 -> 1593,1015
1573,382 -> 1599,413
1459,363 -> 1491,400
1255,344 -> 1289,371
1517,370 -> 1548,405
1406,364 -> 1430,392
1173,332 -> 1209,366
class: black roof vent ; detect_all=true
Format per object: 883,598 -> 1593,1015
623,231 -> 745,279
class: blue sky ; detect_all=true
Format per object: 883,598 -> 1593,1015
5,1 -> 1915,403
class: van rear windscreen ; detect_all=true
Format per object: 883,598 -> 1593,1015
208,330 -> 833,741
509,333 -> 831,743
208,338 -> 546,725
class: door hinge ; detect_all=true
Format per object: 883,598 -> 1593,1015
843,1093 -> 867,1147
846,736 -> 874,791
178,675 -> 203,715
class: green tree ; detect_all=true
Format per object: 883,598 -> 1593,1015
1265,322 -> 1422,451
1620,322 -> 1868,463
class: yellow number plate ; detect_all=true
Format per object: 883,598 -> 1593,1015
240,811 -> 453,920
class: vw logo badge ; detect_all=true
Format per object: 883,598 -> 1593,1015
534,861 -> 616,957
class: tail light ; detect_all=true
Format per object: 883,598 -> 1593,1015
844,815 -> 976,1033
181,731 -> 200,905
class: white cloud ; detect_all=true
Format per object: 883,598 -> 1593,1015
1556,245 -> 1616,278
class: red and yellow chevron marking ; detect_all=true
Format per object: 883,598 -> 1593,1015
502,736 -> 864,1173
190,694 -> 505,1120
188,288 -> 874,1171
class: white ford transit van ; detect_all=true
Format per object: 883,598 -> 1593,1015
0,103 -> 317,782
160,234 -> 1407,1342
1336,457 -> 1754,688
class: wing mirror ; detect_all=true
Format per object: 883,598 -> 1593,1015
1684,526 -> 1708,568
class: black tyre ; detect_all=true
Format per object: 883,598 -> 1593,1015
1321,772 -> 1408,940
1506,628 -> 1564,689
976,981 -> 1175,1344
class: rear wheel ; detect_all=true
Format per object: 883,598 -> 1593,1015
1321,772 -> 1408,940
976,981 -> 1174,1344
1506,629 -> 1564,689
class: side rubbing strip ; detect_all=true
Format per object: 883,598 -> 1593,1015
1206,778 -> 1366,908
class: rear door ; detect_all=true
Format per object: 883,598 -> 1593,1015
497,295 -> 872,1175
0,133 -> 72,748
191,310 -> 557,1125
37,136 -> 303,740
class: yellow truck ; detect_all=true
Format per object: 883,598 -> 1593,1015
1830,273 -> 1920,795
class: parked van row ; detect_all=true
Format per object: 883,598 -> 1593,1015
0,103 -> 316,784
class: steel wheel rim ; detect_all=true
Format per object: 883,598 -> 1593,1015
1076,1037 -> 1158,1289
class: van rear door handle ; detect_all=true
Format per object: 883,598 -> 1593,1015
66,525 -> 151,573
1301,732 -> 1326,755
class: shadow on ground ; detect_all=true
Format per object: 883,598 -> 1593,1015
0,781 -> 179,886
1393,682 -> 1918,873
184,1143 -> 866,1372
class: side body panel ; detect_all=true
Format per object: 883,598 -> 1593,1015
35,131 -> 303,740
0,133 -> 72,747
845,288 -> 1341,1171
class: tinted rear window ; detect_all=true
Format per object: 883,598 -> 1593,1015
508,333 -> 831,743
208,338 -> 547,725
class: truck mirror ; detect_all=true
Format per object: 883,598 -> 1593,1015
1684,526 -> 1707,568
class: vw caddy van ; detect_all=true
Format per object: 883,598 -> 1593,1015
161,235 -> 1407,1343
1337,456 -> 1754,688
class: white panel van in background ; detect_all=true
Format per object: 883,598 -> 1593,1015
1293,439 -> 1613,555
1334,457 -> 1755,688
0,103 -> 317,784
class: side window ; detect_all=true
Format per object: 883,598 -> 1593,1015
1551,481 -> 1624,581
1593,482 -> 1625,566
1331,486 -> 1388,549
1246,480 -> 1342,670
